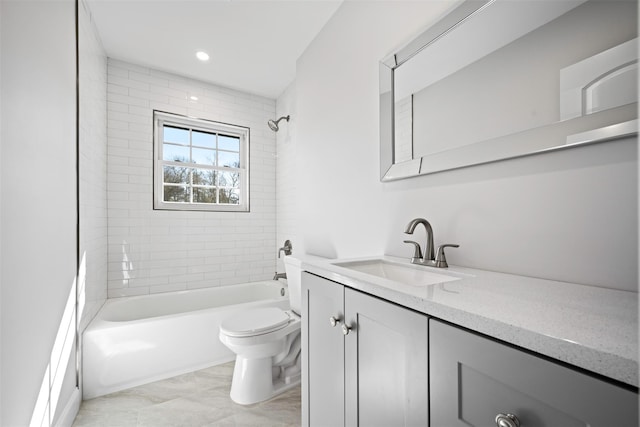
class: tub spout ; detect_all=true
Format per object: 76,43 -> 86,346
273,272 -> 287,281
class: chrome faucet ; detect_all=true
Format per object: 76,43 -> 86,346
278,240 -> 292,258
404,218 -> 434,262
403,218 -> 459,268
274,240 -> 293,281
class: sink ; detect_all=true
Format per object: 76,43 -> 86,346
333,259 -> 462,286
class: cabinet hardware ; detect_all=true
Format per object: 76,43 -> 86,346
495,413 -> 520,427
329,316 -> 341,327
342,324 -> 352,335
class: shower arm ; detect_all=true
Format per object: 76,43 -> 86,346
268,115 -> 290,132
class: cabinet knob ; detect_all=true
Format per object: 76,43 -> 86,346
341,324 -> 352,335
329,316 -> 341,327
495,413 -> 520,427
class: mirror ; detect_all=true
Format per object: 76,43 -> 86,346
380,0 -> 638,181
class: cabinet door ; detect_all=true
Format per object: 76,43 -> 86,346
302,272 -> 345,427
345,288 -> 429,427
430,319 -> 639,427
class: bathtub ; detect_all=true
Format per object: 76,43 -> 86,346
82,280 -> 290,399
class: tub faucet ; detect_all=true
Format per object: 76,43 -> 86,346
274,239 -> 293,281
278,240 -> 292,258
403,218 -> 459,268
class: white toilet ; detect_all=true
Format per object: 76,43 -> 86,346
219,256 -> 302,405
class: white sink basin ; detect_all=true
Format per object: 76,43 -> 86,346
333,259 -> 462,286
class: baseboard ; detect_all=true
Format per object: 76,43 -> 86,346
54,387 -> 81,427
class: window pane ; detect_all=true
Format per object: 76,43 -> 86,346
163,185 -> 190,202
192,130 -> 216,149
192,147 -> 216,165
229,189 -> 240,204
193,168 -> 216,186
163,144 -> 190,162
164,126 -> 189,145
219,188 -> 240,204
163,165 -> 189,184
154,111 -> 249,211
218,151 -> 240,168
218,134 -> 240,151
219,171 -> 239,188
193,188 -> 217,204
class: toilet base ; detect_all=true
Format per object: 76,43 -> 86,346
229,355 -> 301,405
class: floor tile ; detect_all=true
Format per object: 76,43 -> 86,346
73,362 -> 301,427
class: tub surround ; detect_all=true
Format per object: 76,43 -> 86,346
302,255 -> 638,387
79,0 -> 108,333
105,59 -> 277,298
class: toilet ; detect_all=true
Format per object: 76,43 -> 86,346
219,255 -> 302,405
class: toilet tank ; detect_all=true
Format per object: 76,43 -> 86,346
283,256 -> 302,315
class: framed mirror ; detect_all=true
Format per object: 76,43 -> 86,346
380,0 -> 638,181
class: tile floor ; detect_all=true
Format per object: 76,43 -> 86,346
72,362 -> 301,426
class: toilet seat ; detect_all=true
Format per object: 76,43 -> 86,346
220,307 -> 291,337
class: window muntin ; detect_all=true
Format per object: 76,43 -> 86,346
153,111 -> 249,211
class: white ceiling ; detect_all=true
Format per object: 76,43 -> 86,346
86,0 -> 343,99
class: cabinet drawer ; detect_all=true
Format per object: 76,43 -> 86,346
430,320 -> 638,427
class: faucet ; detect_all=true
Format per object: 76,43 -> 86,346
404,218 -> 434,262
403,218 -> 459,268
279,240 -> 293,258
274,239 -> 293,281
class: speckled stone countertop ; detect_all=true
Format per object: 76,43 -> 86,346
301,255 -> 639,387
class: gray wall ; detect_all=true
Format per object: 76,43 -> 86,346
289,0 -> 637,291
1,1 -> 79,425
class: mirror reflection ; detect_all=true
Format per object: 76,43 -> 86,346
381,0 -> 638,181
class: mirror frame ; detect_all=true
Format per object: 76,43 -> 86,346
379,0 -> 638,182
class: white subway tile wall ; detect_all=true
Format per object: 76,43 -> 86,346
79,0 -> 108,330
106,59 -> 277,297
275,82 -> 298,266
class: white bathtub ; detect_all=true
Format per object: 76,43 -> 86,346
82,281 -> 289,399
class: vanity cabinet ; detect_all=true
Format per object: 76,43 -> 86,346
430,319 -> 639,427
301,272 -> 429,427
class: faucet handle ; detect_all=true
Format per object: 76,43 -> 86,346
278,239 -> 293,258
403,240 -> 423,262
434,244 -> 459,268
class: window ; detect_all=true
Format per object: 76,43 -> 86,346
153,111 -> 249,211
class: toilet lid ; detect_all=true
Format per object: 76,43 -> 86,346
220,307 -> 291,337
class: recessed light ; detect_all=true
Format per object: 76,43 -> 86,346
190,96 -> 199,101
196,51 -> 210,62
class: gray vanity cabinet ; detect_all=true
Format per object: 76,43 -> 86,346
302,272 -> 345,427
302,272 -> 429,427
430,319 -> 639,427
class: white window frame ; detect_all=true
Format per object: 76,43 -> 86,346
153,111 -> 250,212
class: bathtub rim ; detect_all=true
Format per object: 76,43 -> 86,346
89,280 -> 289,326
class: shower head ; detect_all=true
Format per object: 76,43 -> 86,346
267,115 -> 290,132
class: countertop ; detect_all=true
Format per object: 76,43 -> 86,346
301,255 -> 639,388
